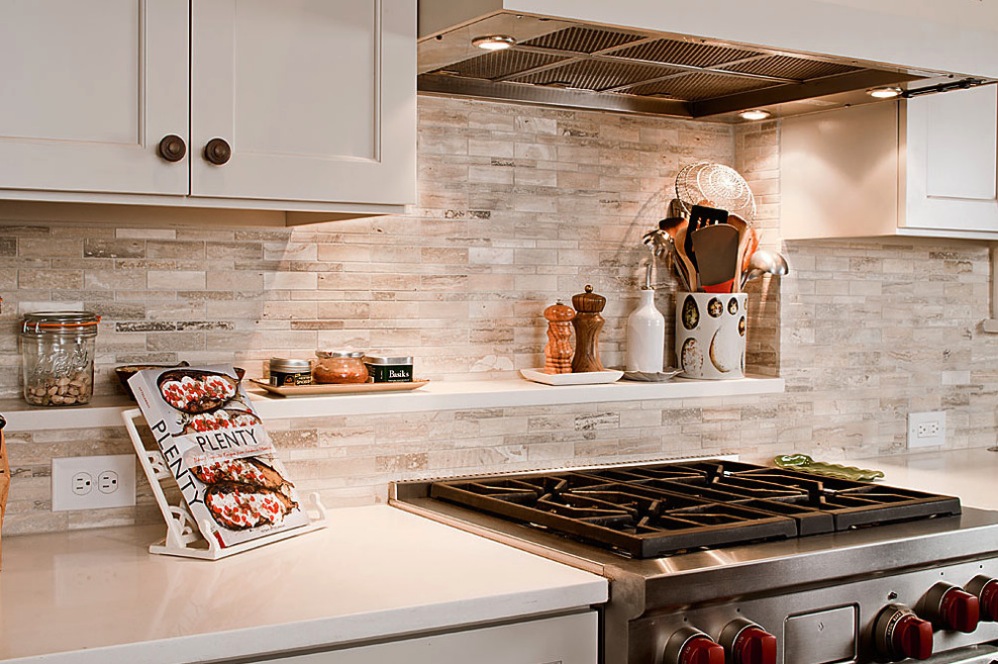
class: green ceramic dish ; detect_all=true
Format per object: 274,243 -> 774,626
773,454 -> 885,482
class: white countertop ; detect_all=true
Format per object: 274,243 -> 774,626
844,447 -> 998,511
0,505 -> 607,664
0,375 -> 785,433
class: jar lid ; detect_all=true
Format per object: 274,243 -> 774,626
363,355 -> 413,365
21,311 -> 100,336
270,358 -> 311,370
316,350 -> 365,359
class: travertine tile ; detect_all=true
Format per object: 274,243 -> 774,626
4,96 -> 998,536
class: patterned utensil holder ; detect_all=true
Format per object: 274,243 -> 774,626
675,292 -> 747,379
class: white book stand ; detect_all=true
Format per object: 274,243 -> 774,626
122,408 -> 327,560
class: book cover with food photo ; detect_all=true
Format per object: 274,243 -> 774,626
128,365 -> 310,548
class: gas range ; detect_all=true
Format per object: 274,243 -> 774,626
391,459 -> 998,664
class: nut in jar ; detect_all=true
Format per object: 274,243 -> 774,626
20,312 -> 100,407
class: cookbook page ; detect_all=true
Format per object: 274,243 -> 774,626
129,364 -> 310,548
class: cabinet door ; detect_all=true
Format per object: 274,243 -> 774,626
0,0 -> 189,195
190,0 -> 415,206
239,612 -> 598,664
903,85 -> 998,233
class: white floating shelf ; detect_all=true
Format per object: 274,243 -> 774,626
0,375 -> 784,432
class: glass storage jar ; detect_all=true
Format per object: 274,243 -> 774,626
20,311 -> 100,407
313,350 -> 369,384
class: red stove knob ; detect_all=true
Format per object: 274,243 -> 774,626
719,618 -> 777,664
923,582 -> 980,632
664,627 -> 725,664
681,636 -> 725,664
874,604 -> 933,661
892,614 -> 934,660
940,586 -> 980,632
966,576 -> 998,622
734,626 -> 777,664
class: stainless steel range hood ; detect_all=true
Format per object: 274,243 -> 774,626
418,0 -> 998,121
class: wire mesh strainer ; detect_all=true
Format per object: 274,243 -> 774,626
675,161 -> 756,221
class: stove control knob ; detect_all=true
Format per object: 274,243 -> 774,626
664,627 -> 725,664
923,582 -> 980,632
719,618 -> 777,664
966,576 -> 998,622
874,604 -> 933,661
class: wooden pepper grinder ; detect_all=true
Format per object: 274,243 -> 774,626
543,300 -> 575,374
571,284 -> 606,373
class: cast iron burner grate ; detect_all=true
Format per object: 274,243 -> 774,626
429,460 -> 961,558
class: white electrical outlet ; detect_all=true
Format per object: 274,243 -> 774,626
71,472 -> 93,495
52,455 -> 136,511
907,411 -> 947,449
97,470 -> 119,494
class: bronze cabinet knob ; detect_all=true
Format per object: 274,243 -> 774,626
157,134 -> 187,162
203,138 -> 232,165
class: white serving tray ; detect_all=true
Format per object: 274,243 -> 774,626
519,368 -> 623,386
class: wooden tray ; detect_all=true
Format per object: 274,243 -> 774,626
251,379 -> 429,397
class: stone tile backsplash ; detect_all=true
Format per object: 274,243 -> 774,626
3,96 -> 998,535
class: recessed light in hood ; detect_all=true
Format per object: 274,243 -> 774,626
417,3 -> 997,122
867,86 -> 903,99
471,34 -> 516,51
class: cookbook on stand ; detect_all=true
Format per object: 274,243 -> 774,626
129,364 -> 310,549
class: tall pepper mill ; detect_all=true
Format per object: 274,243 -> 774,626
543,300 -> 575,374
571,284 -> 606,373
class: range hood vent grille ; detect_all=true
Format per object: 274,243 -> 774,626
523,26 -> 645,53
610,39 -> 765,69
627,72 -> 779,100
440,50 -> 569,80
514,59 -> 684,91
419,12 -> 991,120
720,56 -> 860,81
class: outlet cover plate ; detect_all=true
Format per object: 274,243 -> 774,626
52,455 -> 136,511
907,411 -> 946,449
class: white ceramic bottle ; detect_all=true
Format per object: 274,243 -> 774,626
626,264 -> 665,373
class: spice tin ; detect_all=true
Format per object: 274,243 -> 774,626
269,358 -> 312,386
363,355 -> 413,383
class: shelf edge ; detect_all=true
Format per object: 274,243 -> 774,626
0,376 -> 785,432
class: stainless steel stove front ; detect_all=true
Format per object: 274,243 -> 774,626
391,479 -> 998,664
629,555 -> 998,663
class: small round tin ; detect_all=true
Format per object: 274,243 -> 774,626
269,358 -> 312,386
363,355 -> 413,383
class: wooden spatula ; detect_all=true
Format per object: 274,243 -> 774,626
726,214 -> 754,292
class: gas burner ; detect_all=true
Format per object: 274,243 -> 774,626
429,460 -> 961,558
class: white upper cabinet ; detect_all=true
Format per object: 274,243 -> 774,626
903,85 -> 998,234
191,0 -> 415,206
0,0 -> 189,196
781,86 -> 998,240
0,0 -> 416,216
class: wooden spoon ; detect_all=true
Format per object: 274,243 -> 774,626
673,224 -> 698,292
